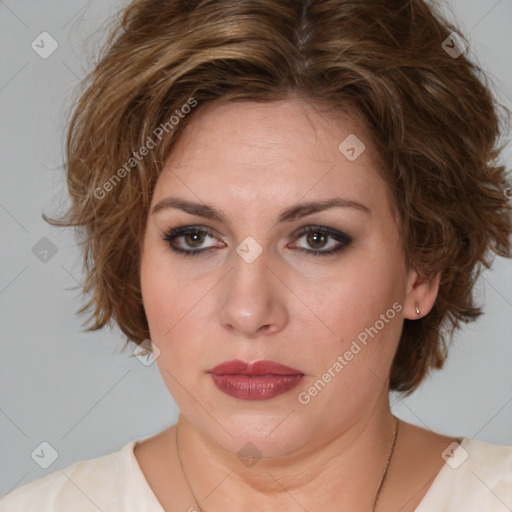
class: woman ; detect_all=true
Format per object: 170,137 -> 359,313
2,0 -> 511,510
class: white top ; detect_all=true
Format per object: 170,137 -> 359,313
1,436 -> 512,511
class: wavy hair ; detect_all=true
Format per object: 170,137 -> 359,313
46,0 -> 512,394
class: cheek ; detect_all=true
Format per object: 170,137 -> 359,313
298,272 -> 404,414
140,242 -> 213,367
141,269 -> 198,343
140,240 -> 188,341
304,245 -> 406,361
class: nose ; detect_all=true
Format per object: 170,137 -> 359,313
215,244 -> 289,338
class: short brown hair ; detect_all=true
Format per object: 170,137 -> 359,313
46,0 -> 512,394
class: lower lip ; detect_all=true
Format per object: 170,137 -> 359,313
210,374 -> 304,400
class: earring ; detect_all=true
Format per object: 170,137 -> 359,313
415,303 -> 421,316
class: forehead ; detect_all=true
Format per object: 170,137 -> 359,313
154,99 -> 389,213
167,99 -> 375,165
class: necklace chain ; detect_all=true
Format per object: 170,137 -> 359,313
175,415 -> 399,512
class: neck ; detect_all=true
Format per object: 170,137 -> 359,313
175,402 -> 398,512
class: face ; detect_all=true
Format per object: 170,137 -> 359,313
140,99 -> 427,457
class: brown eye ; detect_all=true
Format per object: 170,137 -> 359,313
306,231 -> 329,249
291,226 -> 353,256
184,230 -> 207,248
161,226 -> 222,256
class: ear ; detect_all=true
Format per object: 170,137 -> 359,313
403,269 -> 440,320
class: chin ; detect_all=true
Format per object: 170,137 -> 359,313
199,410 -> 314,460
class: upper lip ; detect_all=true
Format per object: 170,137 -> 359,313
209,359 -> 303,376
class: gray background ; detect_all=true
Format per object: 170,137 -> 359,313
1,0 -> 511,497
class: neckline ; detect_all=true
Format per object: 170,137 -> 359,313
126,436 -> 471,511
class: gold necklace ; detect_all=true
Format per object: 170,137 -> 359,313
175,415 -> 399,512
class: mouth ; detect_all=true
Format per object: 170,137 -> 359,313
208,359 -> 305,400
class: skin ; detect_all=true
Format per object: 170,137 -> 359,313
137,99 -> 459,512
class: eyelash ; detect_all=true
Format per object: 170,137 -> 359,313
161,225 -> 353,258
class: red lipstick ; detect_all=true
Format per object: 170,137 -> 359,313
208,360 -> 304,400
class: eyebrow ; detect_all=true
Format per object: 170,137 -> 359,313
152,196 -> 370,224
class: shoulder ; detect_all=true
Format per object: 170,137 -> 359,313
463,436 -> 512,470
461,437 -> 512,493
417,437 -> 512,511
0,440 -> 143,512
